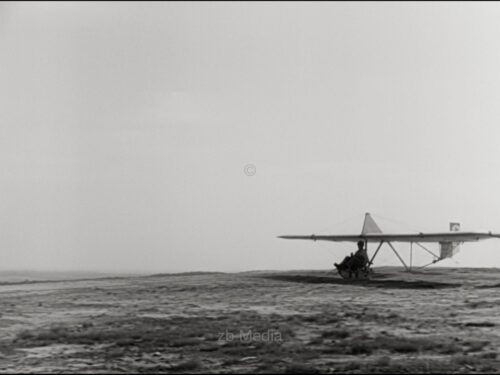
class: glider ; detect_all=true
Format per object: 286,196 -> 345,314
278,213 -> 500,278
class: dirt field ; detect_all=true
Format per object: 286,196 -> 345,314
0,268 -> 500,373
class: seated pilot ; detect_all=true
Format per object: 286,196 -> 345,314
334,241 -> 368,274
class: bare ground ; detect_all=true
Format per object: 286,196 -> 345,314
1,267 -> 500,373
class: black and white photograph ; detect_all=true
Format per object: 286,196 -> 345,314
2,1 -> 500,373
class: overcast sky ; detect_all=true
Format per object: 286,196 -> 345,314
2,2 -> 500,272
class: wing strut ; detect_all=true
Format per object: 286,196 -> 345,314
368,240 -> 384,266
387,241 -> 410,271
414,242 -> 440,259
410,242 -> 413,270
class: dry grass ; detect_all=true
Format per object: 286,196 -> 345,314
3,268 -> 500,373
170,359 -> 203,372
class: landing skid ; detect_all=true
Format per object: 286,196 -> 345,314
335,267 -> 372,280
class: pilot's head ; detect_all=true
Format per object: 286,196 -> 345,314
357,240 -> 364,250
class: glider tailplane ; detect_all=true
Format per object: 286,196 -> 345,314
439,222 -> 461,259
